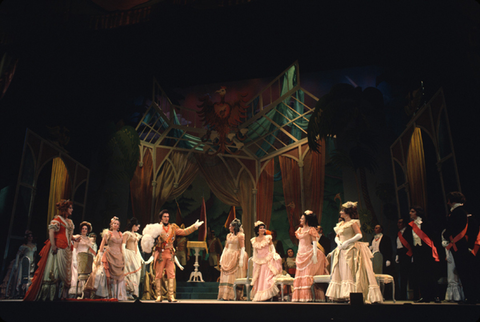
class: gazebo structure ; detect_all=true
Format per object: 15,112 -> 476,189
130,61 -> 328,251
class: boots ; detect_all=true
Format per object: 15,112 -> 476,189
155,279 -> 163,302
167,278 -> 177,302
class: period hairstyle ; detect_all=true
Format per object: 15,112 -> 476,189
158,209 -> 169,221
56,199 -> 73,217
125,217 -> 139,232
410,205 -> 425,218
341,201 -> 359,219
230,218 -> 241,235
23,230 -> 33,244
303,210 -> 319,227
254,221 -> 266,236
79,221 -> 93,234
446,191 -> 466,204
109,216 -> 120,231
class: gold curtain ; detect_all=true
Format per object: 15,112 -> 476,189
47,157 -> 70,225
154,151 -> 199,216
304,142 -> 326,224
195,155 -> 254,255
407,127 -> 427,210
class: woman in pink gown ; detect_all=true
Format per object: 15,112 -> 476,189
292,210 -> 327,302
250,221 -> 282,302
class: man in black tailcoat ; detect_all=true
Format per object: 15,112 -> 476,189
395,218 -> 413,300
409,206 -> 441,303
370,224 -> 393,275
443,191 -> 478,304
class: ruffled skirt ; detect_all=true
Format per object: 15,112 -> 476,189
292,249 -> 327,302
326,242 -> 383,303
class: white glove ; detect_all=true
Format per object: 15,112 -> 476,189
442,240 -> 449,248
312,238 -> 318,264
194,220 -> 204,229
395,255 -> 399,264
386,260 -> 391,267
239,247 -> 245,267
145,256 -> 154,265
340,233 -> 362,250
174,256 -> 184,271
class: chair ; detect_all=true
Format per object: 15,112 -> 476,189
311,275 -> 331,301
233,257 -> 253,300
374,274 -> 395,303
76,252 -> 94,298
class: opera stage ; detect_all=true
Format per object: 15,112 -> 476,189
1,299 -> 479,322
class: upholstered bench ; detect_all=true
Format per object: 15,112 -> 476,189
311,275 -> 331,301
275,275 -> 294,301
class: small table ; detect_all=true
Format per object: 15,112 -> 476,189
186,241 -> 208,282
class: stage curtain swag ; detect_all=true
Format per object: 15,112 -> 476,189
195,155 -> 254,254
130,149 -> 153,225
407,127 -> 427,210
303,143 -> 326,224
154,151 -> 199,216
279,155 -> 302,244
256,159 -> 275,227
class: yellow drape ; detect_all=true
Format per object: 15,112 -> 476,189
47,157 -> 70,225
407,127 -> 427,210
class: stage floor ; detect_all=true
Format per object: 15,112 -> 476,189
0,299 -> 479,322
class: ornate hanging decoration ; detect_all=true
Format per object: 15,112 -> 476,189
197,87 -> 248,155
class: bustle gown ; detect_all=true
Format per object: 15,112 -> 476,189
292,227 -> 327,302
24,216 -> 74,301
250,235 -> 282,301
217,232 -> 248,300
84,231 -> 126,300
325,219 -> 383,303
123,231 -> 144,299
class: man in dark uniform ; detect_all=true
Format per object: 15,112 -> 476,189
395,218 -> 413,300
443,192 -> 478,304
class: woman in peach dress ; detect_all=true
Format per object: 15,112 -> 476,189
250,221 -> 282,302
292,210 -> 327,302
84,216 -> 126,300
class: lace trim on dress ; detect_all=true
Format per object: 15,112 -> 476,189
251,235 -> 272,248
334,219 -> 360,235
